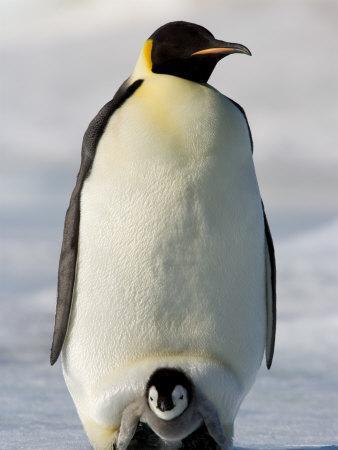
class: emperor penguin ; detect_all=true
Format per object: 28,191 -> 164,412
50,21 -> 276,450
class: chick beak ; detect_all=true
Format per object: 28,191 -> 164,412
158,398 -> 173,412
191,40 -> 251,57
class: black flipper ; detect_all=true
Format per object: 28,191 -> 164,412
229,96 -> 276,369
227,97 -> 253,152
50,78 -> 144,365
262,202 -> 277,369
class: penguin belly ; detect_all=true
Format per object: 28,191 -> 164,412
62,74 -> 266,427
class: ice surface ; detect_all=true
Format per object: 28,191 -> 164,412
1,0 -> 337,448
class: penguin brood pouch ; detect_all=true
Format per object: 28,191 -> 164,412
51,21 -> 276,450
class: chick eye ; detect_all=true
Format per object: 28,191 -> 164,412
179,395 -> 184,400
150,397 -> 153,401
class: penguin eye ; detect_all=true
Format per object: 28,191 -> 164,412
179,395 -> 184,400
150,397 -> 153,401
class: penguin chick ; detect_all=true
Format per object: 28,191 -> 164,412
147,367 -> 192,421
116,368 -> 231,450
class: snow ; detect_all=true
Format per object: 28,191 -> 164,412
1,0 -> 338,448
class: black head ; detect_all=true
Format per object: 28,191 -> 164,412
149,21 -> 251,83
145,368 -> 194,420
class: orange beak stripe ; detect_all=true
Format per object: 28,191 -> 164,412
191,47 -> 237,56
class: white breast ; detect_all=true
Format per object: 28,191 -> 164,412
62,74 -> 265,424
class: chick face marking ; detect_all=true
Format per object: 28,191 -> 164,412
148,384 -> 189,420
146,368 -> 193,421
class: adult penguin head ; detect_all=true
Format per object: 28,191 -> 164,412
134,21 -> 251,83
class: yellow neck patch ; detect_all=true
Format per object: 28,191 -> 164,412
143,39 -> 153,71
132,39 -> 153,79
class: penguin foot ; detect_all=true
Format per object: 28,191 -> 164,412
182,423 -> 219,449
124,422 -> 229,449
182,423 -> 233,449
127,422 -> 162,448
125,422 -> 182,449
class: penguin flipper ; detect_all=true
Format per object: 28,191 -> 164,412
196,393 -> 232,449
50,78 -> 144,365
262,202 -> 277,369
229,99 -> 276,368
117,400 -> 144,450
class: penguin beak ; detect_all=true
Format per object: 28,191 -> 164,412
191,40 -> 251,57
158,399 -> 173,412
